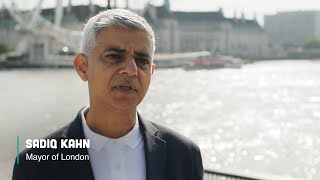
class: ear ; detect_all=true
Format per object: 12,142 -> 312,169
151,63 -> 155,75
74,53 -> 89,81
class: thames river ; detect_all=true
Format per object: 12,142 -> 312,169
1,60 -> 320,180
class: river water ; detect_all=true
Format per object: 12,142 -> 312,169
1,60 -> 320,180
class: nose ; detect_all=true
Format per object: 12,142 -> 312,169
119,56 -> 138,77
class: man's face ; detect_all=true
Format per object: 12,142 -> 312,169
76,26 -> 155,112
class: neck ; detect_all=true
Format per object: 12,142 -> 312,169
85,106 -> 137,138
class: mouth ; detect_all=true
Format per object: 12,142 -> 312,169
119,85 -> 132,90
114,85 -> 137,92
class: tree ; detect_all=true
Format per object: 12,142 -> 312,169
302,39 -> 320,49
0,43 -> 11,54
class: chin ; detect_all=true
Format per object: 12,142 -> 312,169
111,102 -> 139,112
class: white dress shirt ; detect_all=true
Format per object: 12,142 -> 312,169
81,106 -> 146,180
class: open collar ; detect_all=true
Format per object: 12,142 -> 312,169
61,108 -> 166,180
80,106 -> 142,151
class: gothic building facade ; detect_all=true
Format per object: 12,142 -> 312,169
0,0 -> 271,60
143,0 -> 270,59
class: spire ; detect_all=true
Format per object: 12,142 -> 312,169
125,0 -> 129,9
89,0 -> 95,15
114,0 -> 117,8
67,0 -> 72,14
106,0 -> 111,9
163,0 -> 170,11
0,1 -> 3,10
241,12 -> 245,21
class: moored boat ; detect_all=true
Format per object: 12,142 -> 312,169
184,55 -> 243,70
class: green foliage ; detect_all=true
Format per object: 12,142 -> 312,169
0,43 -> 11,54
302,39 -> 320,49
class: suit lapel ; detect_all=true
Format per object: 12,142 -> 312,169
61,110 -> 95,180
59,110 -> 166,180
138,113 -> 166,180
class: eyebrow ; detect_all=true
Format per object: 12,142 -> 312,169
104,47 -> 126,53
134,51 -> 151,59
104,47 -> 151,59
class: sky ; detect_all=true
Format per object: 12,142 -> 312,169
1,0 -> 320,25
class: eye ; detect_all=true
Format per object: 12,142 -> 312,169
106,54 -> 121,59
135,58 -> 150,67
103,54 -> 124,63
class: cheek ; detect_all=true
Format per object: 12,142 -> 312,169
88,71 -> 108,89
140,73 -> 152,88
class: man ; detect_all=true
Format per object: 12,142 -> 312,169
12,9 -> 203,180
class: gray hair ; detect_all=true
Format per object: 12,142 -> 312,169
80,9 -> 155,56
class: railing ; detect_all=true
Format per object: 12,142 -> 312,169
204,169 -> 264,180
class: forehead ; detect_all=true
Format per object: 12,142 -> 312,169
95,26 -> 153,53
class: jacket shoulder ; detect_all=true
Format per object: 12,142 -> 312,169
150,122 -> 203,180
151,122 -> 201,152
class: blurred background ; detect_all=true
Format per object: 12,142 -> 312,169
0,0 -> 320,180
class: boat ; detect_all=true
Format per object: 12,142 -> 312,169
184,55 -> 243,70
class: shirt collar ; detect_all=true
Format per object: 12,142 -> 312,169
81,106 -> 142,151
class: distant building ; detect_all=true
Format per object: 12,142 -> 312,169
0,0 -> 271,60
143,1 -> 180,53
264,11 -> 320,46
144,0 -> 270,59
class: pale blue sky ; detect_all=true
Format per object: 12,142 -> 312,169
2,0 -> 320,25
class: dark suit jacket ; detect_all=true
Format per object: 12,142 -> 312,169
12,109 -> 203,180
